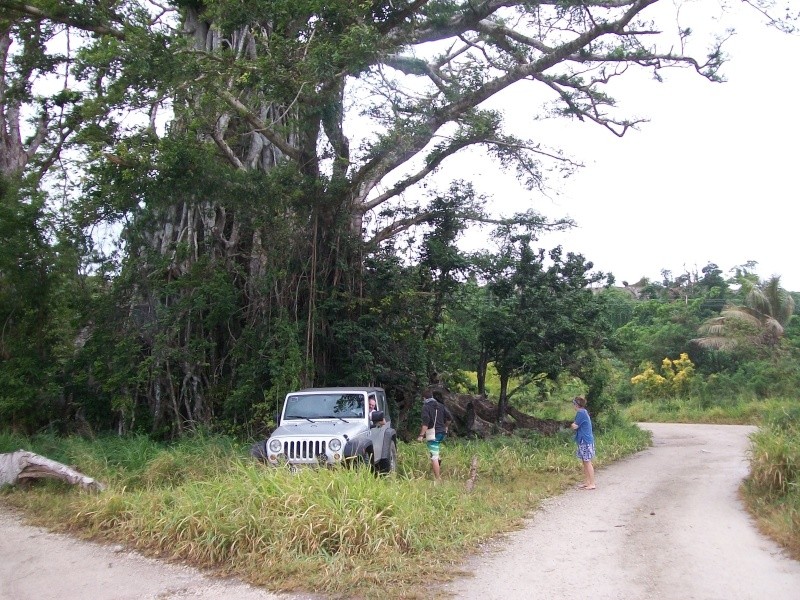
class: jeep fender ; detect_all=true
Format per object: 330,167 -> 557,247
343,436 -> 373,464
370,425 -> 396,462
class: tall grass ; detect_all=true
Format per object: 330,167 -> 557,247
741,403 -> 800,560
1,425 -> 650,598
622,396 -> 795,425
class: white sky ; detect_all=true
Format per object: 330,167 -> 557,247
451,2 -> 800,291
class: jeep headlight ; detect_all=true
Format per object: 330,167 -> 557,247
268,438 -> 283,453
329,438 -> 342,452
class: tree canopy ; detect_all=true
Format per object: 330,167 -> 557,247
0,0 -> 795,435
694,275 -> 796,351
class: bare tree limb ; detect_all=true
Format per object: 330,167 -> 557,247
0,451 -> 106,492
216,88 -> 300,161
355,0 -> 659,197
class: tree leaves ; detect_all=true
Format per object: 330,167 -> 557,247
693,276 -> 795,352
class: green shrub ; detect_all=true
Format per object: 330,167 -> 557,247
743,417 -> 800,560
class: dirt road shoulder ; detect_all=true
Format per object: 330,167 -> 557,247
0,509 -> 288,600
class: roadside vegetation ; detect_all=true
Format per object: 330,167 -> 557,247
741,405 -> 800,562
1,425 -> 649,599
622,396 -> 790,426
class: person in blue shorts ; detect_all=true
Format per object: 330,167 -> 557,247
417,387 -> 452,481
571,396 -> 596,490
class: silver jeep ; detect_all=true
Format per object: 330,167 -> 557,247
251,387 -> 397,474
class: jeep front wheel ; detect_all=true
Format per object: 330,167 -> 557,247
378,440 -> 397,474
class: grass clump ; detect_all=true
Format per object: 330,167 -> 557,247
1,424 -> 650,598
741,403 -> 800,561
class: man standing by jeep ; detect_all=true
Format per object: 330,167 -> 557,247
417,387 -> 452,481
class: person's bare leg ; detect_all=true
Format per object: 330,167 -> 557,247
431,458 -> 441,480
582,460 -> 595,489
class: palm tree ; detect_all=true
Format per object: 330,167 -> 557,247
693,276 -> 795,350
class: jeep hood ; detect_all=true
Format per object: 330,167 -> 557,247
271,420 -> 365,439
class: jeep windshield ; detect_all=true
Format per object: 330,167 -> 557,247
283,393 -> 366,420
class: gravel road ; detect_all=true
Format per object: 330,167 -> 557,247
443,423 -> 800,599
2,423 -> 799,599
0,514 -> 286,600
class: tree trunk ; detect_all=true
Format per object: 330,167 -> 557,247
119,9 -> 331,435
476,348 -> 488,396
497,374 -> 510,425
0,451 -> 105,491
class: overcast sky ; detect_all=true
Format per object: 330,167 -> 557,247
452,2 -> 800,291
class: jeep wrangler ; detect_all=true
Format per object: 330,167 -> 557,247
251,387 -> 397,473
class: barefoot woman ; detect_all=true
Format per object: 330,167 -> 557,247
571,396 -> 596,490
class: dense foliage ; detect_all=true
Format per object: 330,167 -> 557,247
0,1 -> 796,438
608,267 -> 800,406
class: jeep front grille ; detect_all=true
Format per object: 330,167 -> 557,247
283,439 -> 327,460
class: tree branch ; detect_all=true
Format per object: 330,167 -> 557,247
211,126 -> 245,171
376,0 -> 433,34
367,208 -> 572,247
216,88 -> 300,161
361,132 -> 483,211
356,0 -> 659,199
0,0 -> 126,39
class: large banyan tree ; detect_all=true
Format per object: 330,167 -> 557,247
1,0 -> 789,435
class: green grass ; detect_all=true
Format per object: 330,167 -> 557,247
1,424 -> 649,599
621,396 -> 798,425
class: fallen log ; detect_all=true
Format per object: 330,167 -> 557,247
505,404 -> 570,435
0,450 -> 105,492
430,386 -> 571,438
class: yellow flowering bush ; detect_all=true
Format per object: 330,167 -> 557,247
630,362 -> 667,399
667,353 -> 695,395
631,353 -> 695,399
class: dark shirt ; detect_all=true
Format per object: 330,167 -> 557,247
422,398 -> 453,434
